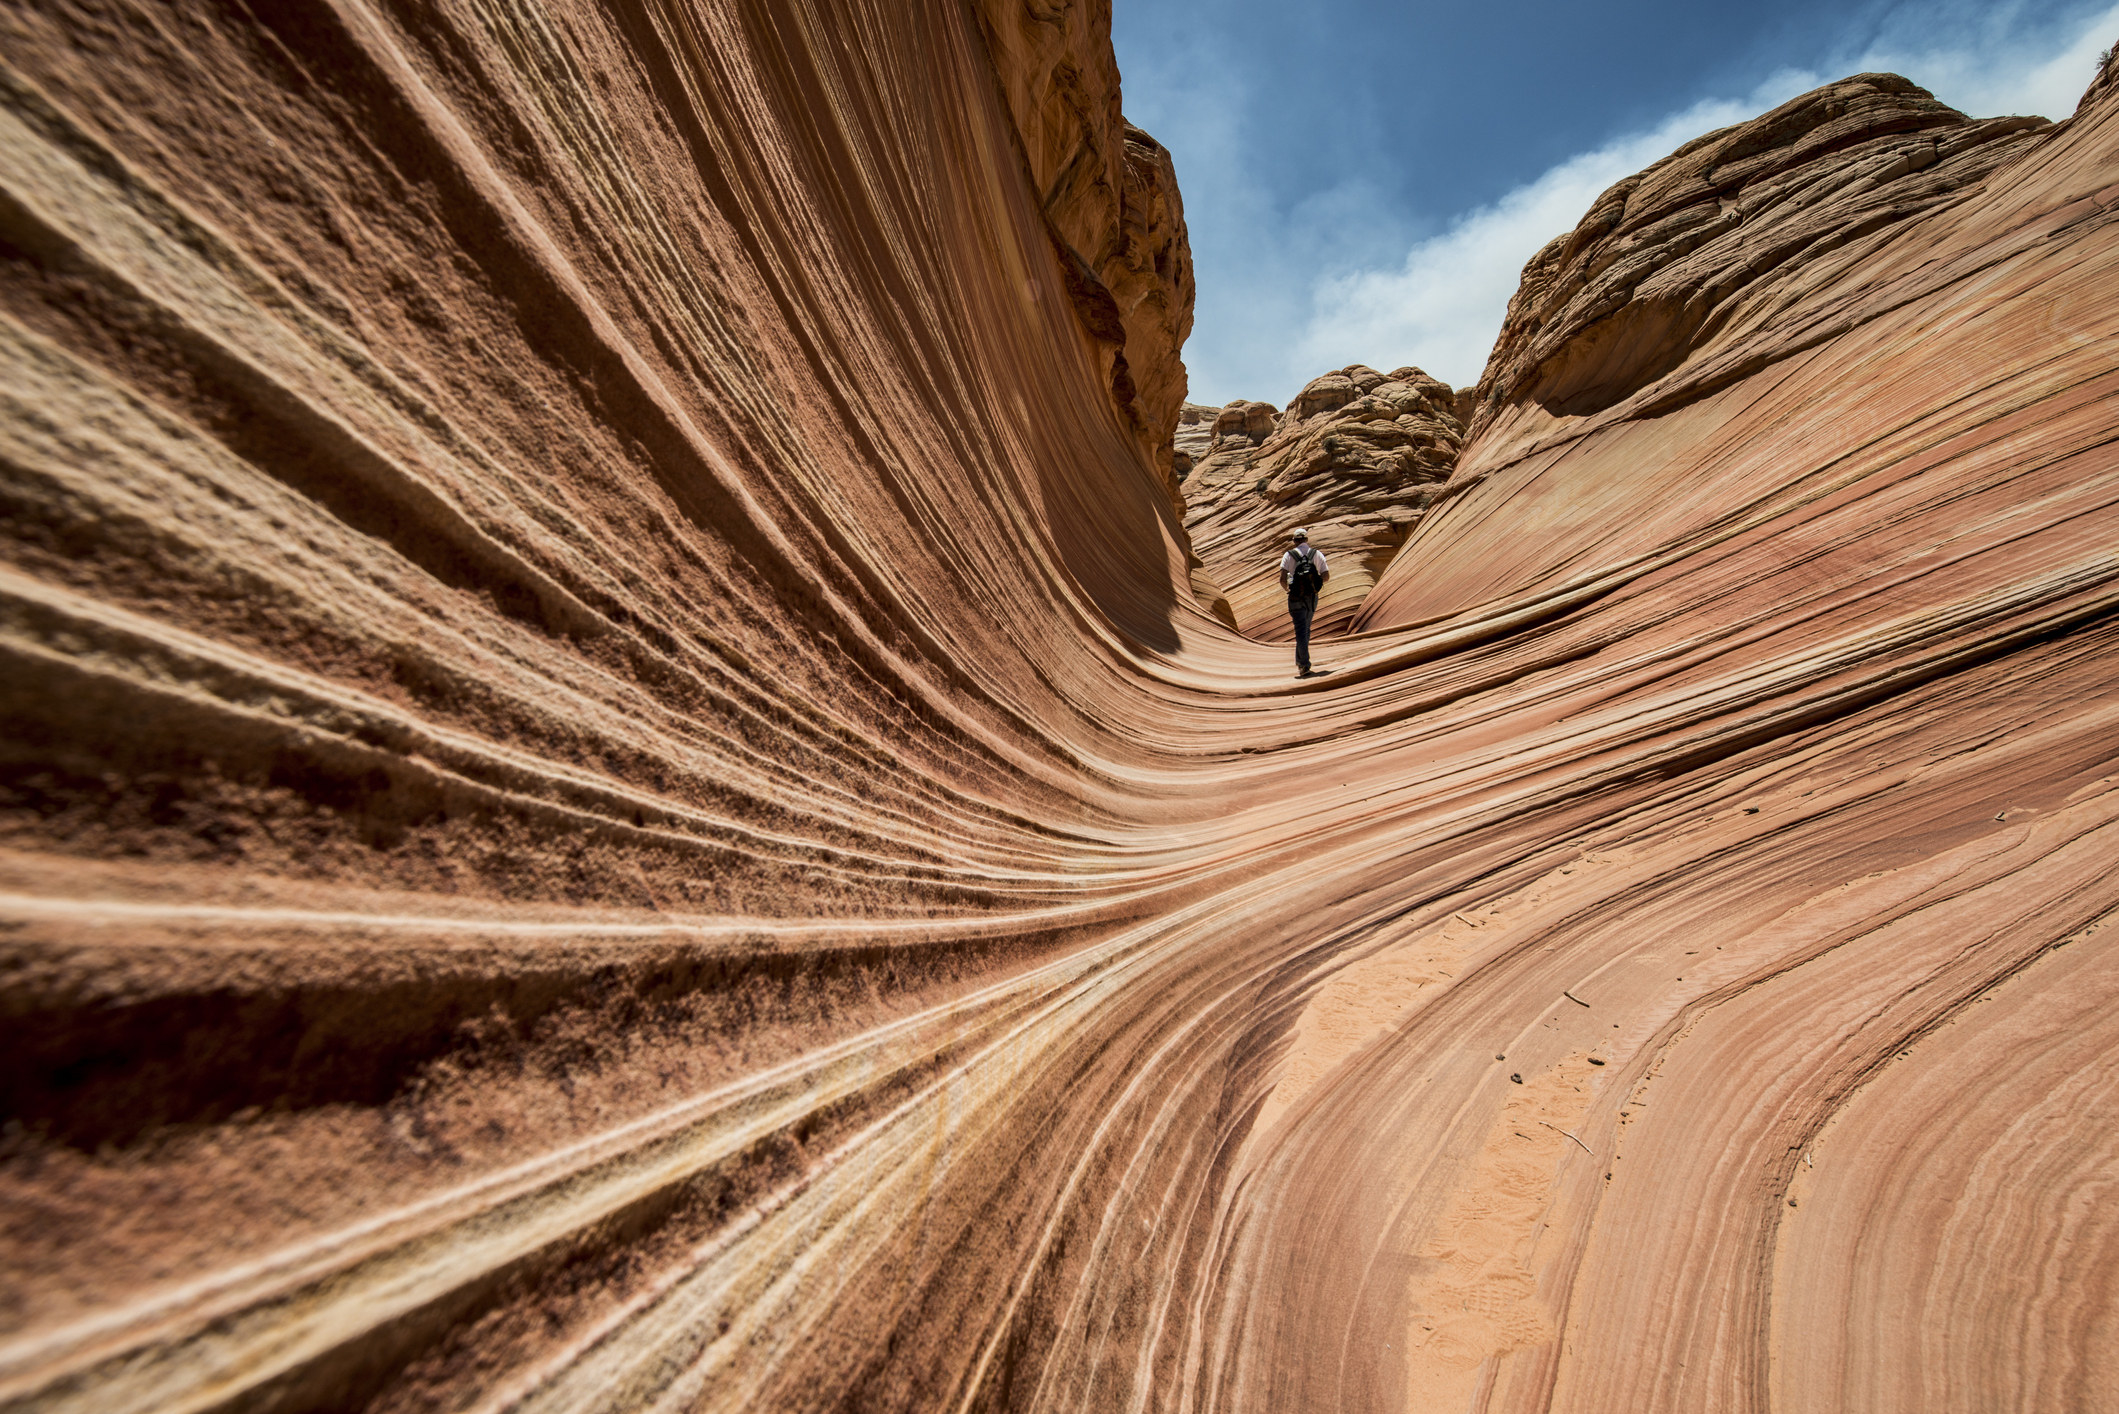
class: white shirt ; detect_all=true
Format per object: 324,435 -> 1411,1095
1279,544 -> 1328,589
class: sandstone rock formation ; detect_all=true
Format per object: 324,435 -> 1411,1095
1465,73 -> 2050,438
1172,398 -> 1219,473
1302,61 -> 2119,1411
1358,72 -> 2078,631
972,1 -> 1197,503
1181,366 -> 1467,638
2,2 -> 2117,1411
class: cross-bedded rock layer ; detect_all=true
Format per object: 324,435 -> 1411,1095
2,5 -> 2116,1413
1464,73 -> 2052,439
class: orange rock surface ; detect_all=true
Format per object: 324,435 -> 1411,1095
2,2 -> 2116,1411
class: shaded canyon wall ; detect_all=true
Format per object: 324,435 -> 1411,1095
0,0 -> 1217,1408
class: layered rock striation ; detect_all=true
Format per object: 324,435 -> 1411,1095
1359,72 -> 2084,631
1172,397 -> 1219,472
1181,365 -> 1467,637
1293,59 -> 2119,1413
0,1 -> 1214,1407
2,5 -> 2117,1413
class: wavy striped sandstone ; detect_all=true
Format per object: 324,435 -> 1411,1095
1,3 -> 2115,1413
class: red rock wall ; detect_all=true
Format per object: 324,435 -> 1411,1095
3,4 -> 2117,1411
1298,67 -> 2119,1412
1360,74 -> 2060,629
0,0 -> 1212,1407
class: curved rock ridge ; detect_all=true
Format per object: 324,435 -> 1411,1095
1359,70 -> 2084,630
2,5 -> 2118,1414
0,1 -> 1218,1407
1181,365 -> 1468,638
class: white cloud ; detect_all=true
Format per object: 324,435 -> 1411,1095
1854,0 -> 2119,120
1118,30 -> 1414,399
1263,3 -> 2119,400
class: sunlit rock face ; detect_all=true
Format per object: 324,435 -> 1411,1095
4,0 -> 2119,1410
1308,59 -> 2119,1414
1357,71 -> 2075,628
1181,365 -> 1467,638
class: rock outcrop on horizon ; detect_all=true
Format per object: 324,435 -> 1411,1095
3,2 -> 2117,1411
1460,75 -> 2049,439
1179,365 -> 1467,637
1358,71 -> 2088,632
1173,397 -> 1219,471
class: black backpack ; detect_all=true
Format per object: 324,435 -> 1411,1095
1288,545 -> 1322,596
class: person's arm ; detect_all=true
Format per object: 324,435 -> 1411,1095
1316,550 -> 1329,583
1278,552 -> 1291,592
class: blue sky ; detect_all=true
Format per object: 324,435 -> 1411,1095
1111,0 -> 2119,404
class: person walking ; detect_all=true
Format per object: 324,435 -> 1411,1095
1279,527 -> 1329,677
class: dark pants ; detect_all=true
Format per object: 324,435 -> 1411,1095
1289,593 -> 1317,673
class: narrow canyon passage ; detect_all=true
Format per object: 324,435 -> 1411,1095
1,2 -> 2116,1412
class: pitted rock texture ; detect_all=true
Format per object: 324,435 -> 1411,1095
2,6 -> 2118,1414
1112,124 -> 1197,493
1181,365 -> 1465,637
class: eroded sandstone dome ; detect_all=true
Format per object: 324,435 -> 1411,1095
1181,365 -> 1469,637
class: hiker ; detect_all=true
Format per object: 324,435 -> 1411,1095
1279,528 -> 1329,677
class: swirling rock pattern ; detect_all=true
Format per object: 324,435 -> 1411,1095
1180,365 -> 1468,639
1,4 -> 2116,1414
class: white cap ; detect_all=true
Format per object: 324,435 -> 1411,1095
1292,527 -> 1309,539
